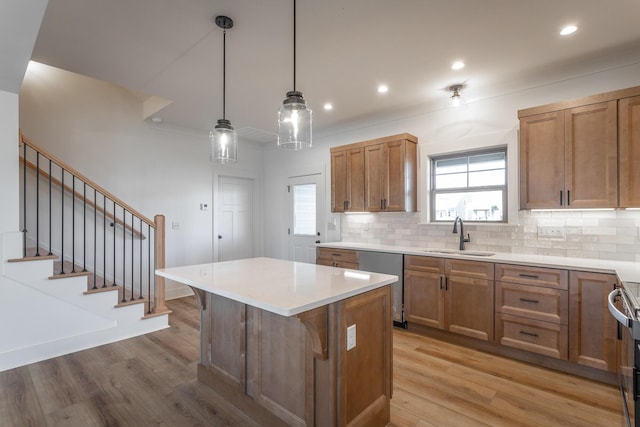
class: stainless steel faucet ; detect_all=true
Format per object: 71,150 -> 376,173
452,216 -> 471,250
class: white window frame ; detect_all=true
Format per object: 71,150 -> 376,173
430,146 -> 508,223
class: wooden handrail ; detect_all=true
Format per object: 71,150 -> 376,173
20,157 -> 146,239
20,133 -> 155,227
153,214 -> 168,314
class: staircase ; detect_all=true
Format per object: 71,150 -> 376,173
0,134 -> 171,372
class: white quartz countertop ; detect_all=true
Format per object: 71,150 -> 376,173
156,257 -> 397,317
318,242 -> 640,283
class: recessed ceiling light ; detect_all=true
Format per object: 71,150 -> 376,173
451,61 -> 465,71
151,116 -> 163,124
377,84 -> 389,94
560,25 -> 577,36
324,103 -> 333,111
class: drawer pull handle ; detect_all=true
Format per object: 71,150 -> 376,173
519,330 -> 539,338
332,253 -> 341,257
518,274 -> 540,279
519,298 -> 539,304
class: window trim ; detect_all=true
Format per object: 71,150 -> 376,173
430,146 -> 508,223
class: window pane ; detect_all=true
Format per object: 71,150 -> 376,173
468,152 -> 505,172
293,183 -> 316,235
435,172 -> 467,189
433,190 -> 504,222
469,170 -> 505,187
435,157 -> 468,175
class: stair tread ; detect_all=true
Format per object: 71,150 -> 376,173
49,271 -> 93,280
8,254 -> 58,262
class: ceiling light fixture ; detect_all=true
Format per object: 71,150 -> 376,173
447,83 -> 465,107
324,103 -> 333,111
560,25 -> 577,36
210,15 -> 238,164
451,61 -> 465,71
277,0 -> 312,150
377,84 -> 389,94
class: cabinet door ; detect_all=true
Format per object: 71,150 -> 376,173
331,150 -> 347,213
387,139 -> 417,212
446,276 -> 494,341
364,143 -> 386,212
346,147 -> 365,212
569,271 -> 618,373
519,111 -> 565,209
565,101 -> 618,208
404,269 -> 445,329
619,95 -> 640,207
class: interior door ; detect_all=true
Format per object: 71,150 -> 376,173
218,176 -> 254,262
288,173 -> 324,264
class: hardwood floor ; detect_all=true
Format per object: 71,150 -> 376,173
0,296 -> 623,426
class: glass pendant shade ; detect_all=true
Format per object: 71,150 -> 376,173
210,119 -> 238,163
277,90 -> 312,149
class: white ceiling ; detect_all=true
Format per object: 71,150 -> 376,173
30,0 -> 640,143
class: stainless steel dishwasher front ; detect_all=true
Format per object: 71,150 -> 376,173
358,250 -> 405,327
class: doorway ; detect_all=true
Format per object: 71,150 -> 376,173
288,173 -> 324,263
217,176 -> 254,262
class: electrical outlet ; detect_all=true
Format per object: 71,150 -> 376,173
537,225 -> 564,239
347,324 -> 356,351
200,203 -> 209,211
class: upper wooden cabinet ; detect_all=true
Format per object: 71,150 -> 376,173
519,85 -> 640,209
619,95 -> 640,207
519,101 -> 618,209
331,147 -> 365,212
331,134 -> 417,213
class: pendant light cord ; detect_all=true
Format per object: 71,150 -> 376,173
293,0 -> 296,91
222,28 -> 227,120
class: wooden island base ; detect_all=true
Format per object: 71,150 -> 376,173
190,285 -> 392,427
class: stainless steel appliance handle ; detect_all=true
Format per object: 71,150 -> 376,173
608,289 -> 631,327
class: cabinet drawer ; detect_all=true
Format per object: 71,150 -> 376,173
334,261 -> 359,270
446,259 -> 494,280
495,264 -> 568,289
317,248 -> 359,264
496,282 -> 568,325
404,255 -> 444,273
496,313 -> 568,360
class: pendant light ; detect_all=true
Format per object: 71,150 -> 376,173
447,83 -> 465,107
277,0 -> 312,149
210,16 -> 238,163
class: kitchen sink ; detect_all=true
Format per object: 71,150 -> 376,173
423,249 -> 495,257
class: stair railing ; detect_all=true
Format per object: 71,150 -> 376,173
18,132 -> 168,315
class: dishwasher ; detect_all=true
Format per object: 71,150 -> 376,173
358,250 -> 406,328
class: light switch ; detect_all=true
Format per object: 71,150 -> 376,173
200,203 -> 209,211
171,221 -> 180,230
347,324 -> 356,351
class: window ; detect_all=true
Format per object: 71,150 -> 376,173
292,183 -> 316,235
431,147 -> 507,222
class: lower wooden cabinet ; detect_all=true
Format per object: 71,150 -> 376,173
405,256 -> 494,342
317,247 -> 359,269
494,264 -> 569,360
569,271 -> 619,373
496,313 -> 568,359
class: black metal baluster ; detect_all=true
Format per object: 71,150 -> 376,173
92,188 -> 97,290
130,212 -> 134,301
121,208 -> 127,303
22,143 -> 27,257
112,200 -> 116,287
71,175 -> 76,273
83,183 -> 87,272
102,194 -> 107,288
60,168 -> 65,274
139,217 -> 143,300
148,223 -> 152,314
35,152 -> 40,256
48,159 -> 52,255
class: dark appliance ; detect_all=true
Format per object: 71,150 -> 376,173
608,282 -> 640,427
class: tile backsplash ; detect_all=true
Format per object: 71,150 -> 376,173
340,210 -> 640,262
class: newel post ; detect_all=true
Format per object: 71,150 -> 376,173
154,214 -> 168,313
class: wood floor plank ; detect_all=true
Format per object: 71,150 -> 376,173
0,296 -> 624,426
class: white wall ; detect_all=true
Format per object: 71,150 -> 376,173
19,63 -> 264,297
0,90 -> 19,235
263,60 -> 640,261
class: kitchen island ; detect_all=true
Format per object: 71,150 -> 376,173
156,257 -> 397,427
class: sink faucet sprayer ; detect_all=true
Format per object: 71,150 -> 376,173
452,217 -> 471,250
